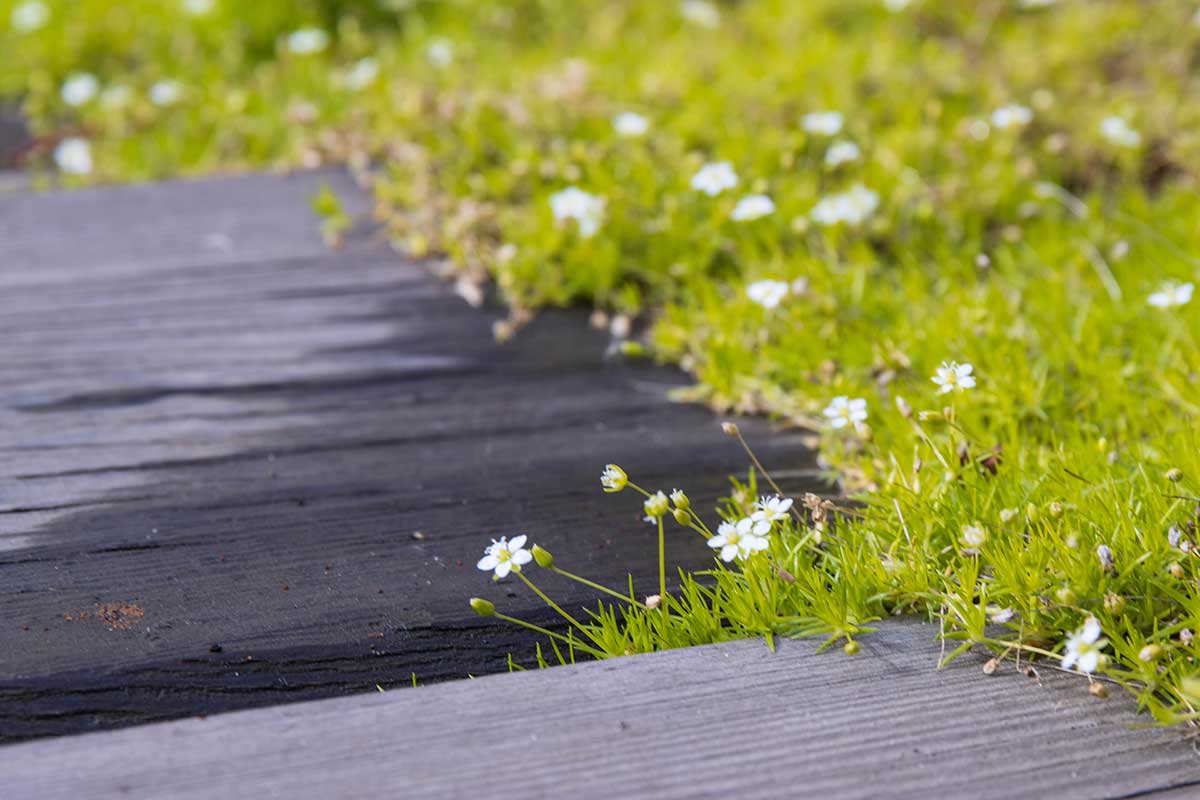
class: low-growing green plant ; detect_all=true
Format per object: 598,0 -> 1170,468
11,0 -> 1200,725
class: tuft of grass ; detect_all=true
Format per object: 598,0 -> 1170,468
12,0 -> 1200,723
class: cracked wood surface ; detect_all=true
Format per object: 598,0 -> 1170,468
0,170 -> 820,741
4,620 -> 1199,799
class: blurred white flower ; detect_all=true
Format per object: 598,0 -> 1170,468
61,73 -> 100,107
680,0 -> 720,28
612,111 -> 649,137
1100,115 -> 1141,148
54,138 -> 93,175
882,0 -> 914,9
344,57 -> 380,90
810,184 -> 879,226
1148,281 -> 1194,309
802,110 -> 843,136
427,38 -> 454,67
1019,0 -> 1056,7
149,80 -> 182,107
1061,618 -> 1106,673
690,161 -> 738,196
752,496 -> 793,524
183,0 -> 215,14
549,187 -> 605,238
746,279 -> 789,309
824,140 -> 861,167
932,361 -> 976,394
961,524 -> 987,550
730,194 -> 775,221
11,1 -> 49,32
823,396 -> 868,429
287,28 -> 330,55
707,518 -> 770,562
476,535 -> 532,579
990,103 -> 1033,129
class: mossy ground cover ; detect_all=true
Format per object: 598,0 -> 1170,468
9,0 -> 1200,722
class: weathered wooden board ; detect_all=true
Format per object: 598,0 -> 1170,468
4,619 -> 1198,799
0,171 -> 820,740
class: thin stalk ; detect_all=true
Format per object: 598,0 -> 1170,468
551,565 -> 638,604
517,571 -> 586,630
658,516 -> 669,624
493,612 -> 606,659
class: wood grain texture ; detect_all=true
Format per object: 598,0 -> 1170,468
4,619 -> 1198,800
0,171 -> 820,741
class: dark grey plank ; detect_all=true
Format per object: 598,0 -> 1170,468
0,171 -> 819,740
3,620 -> 1197,800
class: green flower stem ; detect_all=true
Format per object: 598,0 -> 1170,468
658,516 -> 669,623
493,612 -> 606,659
550,566 -> 638,604
517,570 -> 587,631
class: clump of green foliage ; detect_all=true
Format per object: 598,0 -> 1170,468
10,0 -> 1200,723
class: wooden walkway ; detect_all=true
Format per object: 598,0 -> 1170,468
0,171 -> 818,740
4,620 -> 1198,799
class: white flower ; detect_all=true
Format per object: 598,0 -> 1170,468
690,161 -> 738,196
61,73 -> 99,107
183,0 -> 215,14
149,80 -> 182,107
1061,617 -> 1106,673
680,0 -> 720,28
476,535 -> 532,579
549,187 -> 605,238
1097,544 -> 1115,569
344,57 -> 379,90
612,111 -> 649,137
990,104 -> 1033,129
931,361 -> 976,394
600,464 -> 628,493
730,194 -> 775,221
1100,115 -> 1141,148
802,111 -> 844,137
53,138 -> 92,175
746,279 -> 789,309
643,491 -> 670,523
823,396 -> 868,429
287,28 -> 329,55
752,496 -> 794,524
961,524 -> 987,550
707,517 -> 771,562
426,38 -> 454,68
1148,281 -> 1193,309
810,184 -> 879,226
11,1 -> 49,32
824,140 -> 861,168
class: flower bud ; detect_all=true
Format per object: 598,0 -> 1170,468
644,594 -> 661,610
1055,586 -> 1077,606
469,597 -> 496,617
1025,503 -> 1039,524
672,508 -> 690,526
1088,682 -> 1109,699
1182,628 -> 1195,646
1167,468 -> 1184,483
999,508 -> 1017,524
670,489 -> 690,511
721,421 -> 740,437
1138,644 -> 1163,663
1103,591 -> 1125,614
1097,544 -> 1115,571
532,544 -> 554,568
600,463 -> 628,493
843,640 -> 860,655
1048,501 -> 1064,519
643,491 -> 669,519
1169,562 -> 1185,579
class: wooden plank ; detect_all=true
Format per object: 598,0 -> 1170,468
0,171 -> 820,740
3,620 -> 1198,799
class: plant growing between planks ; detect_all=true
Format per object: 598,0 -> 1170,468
12,0 -> 1200,725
